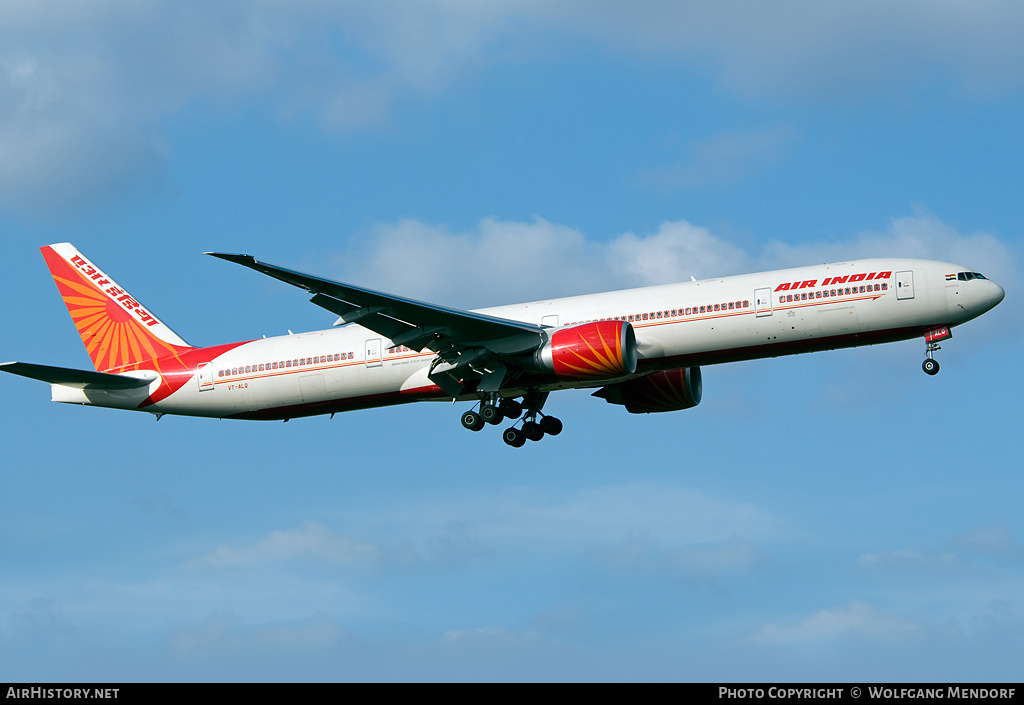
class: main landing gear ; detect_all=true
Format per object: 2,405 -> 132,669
460,392 -> 562,447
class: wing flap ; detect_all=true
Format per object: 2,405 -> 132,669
0,361 -> 153,390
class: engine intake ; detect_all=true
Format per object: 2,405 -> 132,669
536,320 -> 637,380
593,367 -> 702,413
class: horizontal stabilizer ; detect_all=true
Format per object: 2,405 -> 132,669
0,362 -> 154,390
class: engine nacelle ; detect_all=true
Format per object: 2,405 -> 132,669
593,367 -> 702,413
535,320 -> 637,380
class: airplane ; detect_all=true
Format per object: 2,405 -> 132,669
1,243 -> 1005,447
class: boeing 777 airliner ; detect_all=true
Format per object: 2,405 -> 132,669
1,243 -> 1005,447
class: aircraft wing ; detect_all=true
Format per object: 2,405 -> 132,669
0,361 -> 153,389
206,253 -> 547,397
206,253 -> 543,346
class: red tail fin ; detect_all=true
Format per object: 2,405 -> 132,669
40,243 -> 193,372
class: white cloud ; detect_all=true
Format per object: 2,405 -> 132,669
607,220 -> 752,286
192,522 -> 386,570
186,484 -> 777,577
541,1 -> 1024,100
330,211 -> 1019,307
860,524 -> 1024,575
333,216 -> 750,306
748,600 -> 925,645
4,2 -> 1024,213
761,210 -> 1018,284
190,520 -> 488,573
330,483 -> 780,561
337,216 -> 606,305
949,524 -> 1024,562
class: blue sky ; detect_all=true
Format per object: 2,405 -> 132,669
1,1 -> 1022,682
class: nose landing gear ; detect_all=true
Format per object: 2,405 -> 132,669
921,326 -> 952,376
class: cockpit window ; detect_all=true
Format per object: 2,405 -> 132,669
957,272 -> 988,281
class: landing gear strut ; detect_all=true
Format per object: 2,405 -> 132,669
921,327 -> 950,376
459,391 -> 563,447
923,342 -> 941,376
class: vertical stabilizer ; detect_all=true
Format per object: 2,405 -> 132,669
40,243 -> 193,372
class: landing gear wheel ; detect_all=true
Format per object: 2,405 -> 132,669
522,421 -> 544,442
923,358 -> 940,376
481,403 -> 503,425
461,410 -> 484,431
499,398 -> 522,420
502,427 -> 526,448
539,415 -> 563,436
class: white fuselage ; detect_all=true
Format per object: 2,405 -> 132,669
51,258 -> 1004,419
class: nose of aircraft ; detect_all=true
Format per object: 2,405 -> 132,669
988,280 -> 1006,308
977,279 -> 1006,314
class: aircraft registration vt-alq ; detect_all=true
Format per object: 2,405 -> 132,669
1,244 -> 1005,447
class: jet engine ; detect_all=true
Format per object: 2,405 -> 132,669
593,366 -> 702,413
535,320 -> 637,380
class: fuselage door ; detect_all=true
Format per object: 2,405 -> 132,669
365,338 -> 382,367
754,288 -> 773,317
197,362 -> 214,391
896,270 -> 915,300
